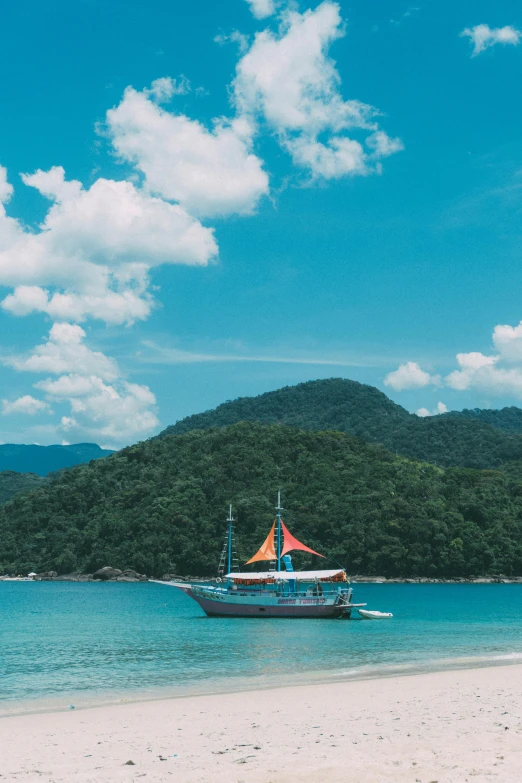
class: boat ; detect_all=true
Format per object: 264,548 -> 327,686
154,493 -> 366,618
357,609 -> 393,619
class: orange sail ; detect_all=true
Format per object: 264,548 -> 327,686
281,519 -> 324,558
245,521 -> 277,564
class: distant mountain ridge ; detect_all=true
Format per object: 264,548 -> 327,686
0,443 -> 114,477
161,378 -> 522,470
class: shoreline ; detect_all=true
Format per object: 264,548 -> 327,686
3,650 -> 522,720
3,575 -> 522,583
2,664 -> 521,782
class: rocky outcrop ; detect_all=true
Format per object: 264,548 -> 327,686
161,573 -> 187,582
93,566 -> 123,581
114,569 -> 147,582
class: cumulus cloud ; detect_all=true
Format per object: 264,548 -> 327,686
445,352 -> 498,391
2,395 -> 50,416
445,351 -> 522,396
61,415 -> 78,430
384,361 -> 439,391
106,88 -> 269,218
7,323 -> 119,380
0,165 -> 13,203
244,0 -> 277,19
37,374 -> 159,442
233,2 -> 403,179
2,285 -> 152,325
424,319 -> 522,399
5,323 -> 159,444
145,76 -> 190,102
0,166 -> 216,325
460,24 -> 521,57
492,321 -> 522,362
416,401 -> 448,417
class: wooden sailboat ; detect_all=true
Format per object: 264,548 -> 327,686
157,493 -> 365,618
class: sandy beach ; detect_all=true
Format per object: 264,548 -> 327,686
1,664 -> 521,783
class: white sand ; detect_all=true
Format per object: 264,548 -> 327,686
1,664 -> 522,783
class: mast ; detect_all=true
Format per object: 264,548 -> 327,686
227,504 -> 234,575
276,490 -> 283,572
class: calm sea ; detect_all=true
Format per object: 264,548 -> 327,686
1,582 -> 521,714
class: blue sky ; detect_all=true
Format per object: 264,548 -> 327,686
0,0 -> 521,446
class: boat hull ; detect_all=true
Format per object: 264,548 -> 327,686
191,592 -> 350,618
150,581 -> 358,618
168,583 -> 352,618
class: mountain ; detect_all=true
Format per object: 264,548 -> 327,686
0,443 -> 115,477
161,379 -> 522,470
0,471 -> 46,504
1,422 -> 522,579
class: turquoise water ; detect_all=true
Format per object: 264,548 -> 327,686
1,582 -> 522,713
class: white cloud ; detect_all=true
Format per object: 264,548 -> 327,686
38,374 -> 159,442
0,165 -> 13,203
2,395 -> 50,416
0,166 -> 22,254
492,321 -> 522,362
384,361 -> 439,391
5,323 -> 159,444
416,401 -> 448,417
8,323 -> 119,380
441,319 -> 522,399
106,87 -> 269,218
233,2 -> 403,179
460,24 -> 521,57
2,285 -> 152,325
19,167 -> 216,269
445,352 -> 498,391
0,166 -> 217,325
445,351 -> 522,396
146,76 -> 190,102
61,415 -> 77,430
244,0 -> 277,20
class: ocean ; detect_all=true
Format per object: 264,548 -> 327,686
1,581 -> 521,714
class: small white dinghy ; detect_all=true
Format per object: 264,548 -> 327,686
358,609 -> 393,620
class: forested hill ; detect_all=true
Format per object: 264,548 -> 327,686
2,422 -> 522,579
0,443 -> 114,477
161,379 -> 522,470
445,407 -> 522,434
0,471 -> 46,504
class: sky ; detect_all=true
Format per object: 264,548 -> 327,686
0,0 -> 521,447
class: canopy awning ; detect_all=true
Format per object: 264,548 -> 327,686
225,569 -> 346,582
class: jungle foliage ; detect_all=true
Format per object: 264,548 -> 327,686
0,471 -> 46,504
2,422 -> 522,578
